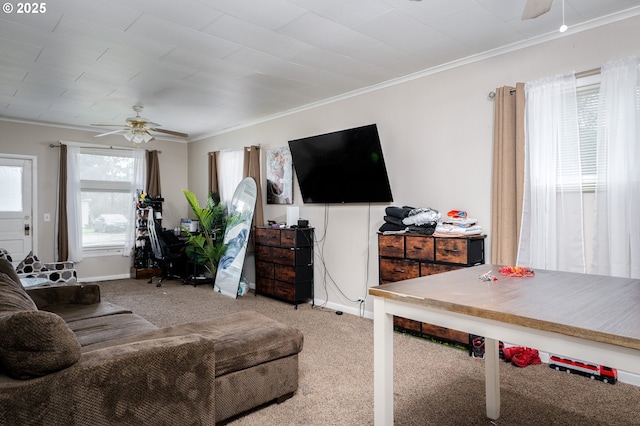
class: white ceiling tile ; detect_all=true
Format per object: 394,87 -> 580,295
202,14 -> 310,61
107,0 -> 222,30
381,0 -> 479,24
429,5 -> 524,49
0,11 -> 62,32
291,47 -> 395,86
287,0 -> 393,27
200,0 -> 308,30
355,10 -> 449,54
568,0 -> 640,19
351,43 -> 433,75
126,14 -> 241,59
0,39 -> 42,63
55,0 -> 141,31
277,13 -> 380,56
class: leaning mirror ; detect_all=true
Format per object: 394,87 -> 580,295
215,177 -> 257,298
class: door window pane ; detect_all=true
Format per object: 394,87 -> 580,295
0,166 -> 22,212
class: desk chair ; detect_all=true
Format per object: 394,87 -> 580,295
148,209 -> 185,287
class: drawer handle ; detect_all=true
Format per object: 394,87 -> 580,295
394,269 -> 405,273
444,249 -> 459,253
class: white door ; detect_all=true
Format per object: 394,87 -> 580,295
0,156 -> 34,262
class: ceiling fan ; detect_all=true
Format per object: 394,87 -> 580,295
521,0 -> 553,20
92,105 -> 189,143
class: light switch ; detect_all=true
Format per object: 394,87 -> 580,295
44,213 -> 51,222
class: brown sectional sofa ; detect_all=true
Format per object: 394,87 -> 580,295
0,259 -> 303,425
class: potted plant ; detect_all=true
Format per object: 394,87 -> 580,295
182,190 -> 227,279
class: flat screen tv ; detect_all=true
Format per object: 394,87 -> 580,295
287,124 -> 393,204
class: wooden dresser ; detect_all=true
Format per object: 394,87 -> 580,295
378,232 -> 486,345
255,226 -> 314,308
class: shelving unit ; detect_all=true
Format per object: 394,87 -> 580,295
130,196 -> 164,280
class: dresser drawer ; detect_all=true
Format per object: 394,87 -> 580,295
275,264 -> 313,283
435,237 -> 485,265
405,235 -> 434,261
255,227 -> 280,246
255,244 -> 271,260
378,234 -> 404,257
255,276 -> 274,295
379,258 -> 419,282
281,228 -> 314,248
255,260 -> 274,279
274,281 -> 295,301
271,247 -> 295,265
420,262 -> 461,276
435,238 -> 469,264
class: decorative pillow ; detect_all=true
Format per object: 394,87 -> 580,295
15,251 -> 49,275
0,272 -> 37,312
0,248 -> 12,263
0,310 -> 81,379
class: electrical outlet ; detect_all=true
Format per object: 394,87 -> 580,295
357,298 -> 365,303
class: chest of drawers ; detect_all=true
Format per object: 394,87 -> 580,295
255,226 -> 314,308
378,233 -> 486,344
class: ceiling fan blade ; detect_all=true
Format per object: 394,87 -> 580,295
149,128 -> 189,138
91,123 -> 126,127
522,0 -> 553,20
95,129 -> 126,137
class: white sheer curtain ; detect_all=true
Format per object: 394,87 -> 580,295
219,149 -> 244,207
518,73 -> 586,273
591,55 -> 640,278
66,145 -> 83,262
123,148 -> 146,257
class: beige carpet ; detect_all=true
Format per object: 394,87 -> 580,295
98,278 -> 640,425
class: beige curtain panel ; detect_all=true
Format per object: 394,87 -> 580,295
208,151 -> 220,196
491,83 -> 525,266
145,150 -> 162,197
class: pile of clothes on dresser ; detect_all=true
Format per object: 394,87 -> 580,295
379,206 -> 483,236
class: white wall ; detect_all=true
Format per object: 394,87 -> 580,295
0,121 -> 190,280
188,16 -> 640,316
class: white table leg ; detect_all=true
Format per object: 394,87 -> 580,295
373,297 -> 394,426
484,337 -> 500,419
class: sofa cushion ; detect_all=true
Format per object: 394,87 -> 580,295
15,251 -> 48,275
0,310 -> 81,379
0,258 -> 22,289
81,311 -> 304,377
0,272 -> 37,312
68,313 -> 158,347
44,300 -> 133,323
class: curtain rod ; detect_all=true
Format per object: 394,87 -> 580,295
49,143 -> 161,154
488,67 -> 602,99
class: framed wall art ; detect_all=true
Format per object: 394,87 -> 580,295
266,146 -> 293,205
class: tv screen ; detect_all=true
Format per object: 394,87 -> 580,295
288,124 -> 393,204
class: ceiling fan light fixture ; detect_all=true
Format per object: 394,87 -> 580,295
124,129 -> 153,144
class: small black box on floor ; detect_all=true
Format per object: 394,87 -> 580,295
469,335 -> 504,359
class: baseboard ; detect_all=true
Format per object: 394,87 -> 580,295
78,273 -> 131,282
311,297 -> 373,319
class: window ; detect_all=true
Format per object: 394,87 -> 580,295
78,149 -> 135,250
576,83 -> 599,191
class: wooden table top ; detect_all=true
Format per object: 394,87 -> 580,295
369,265 -> 640,351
